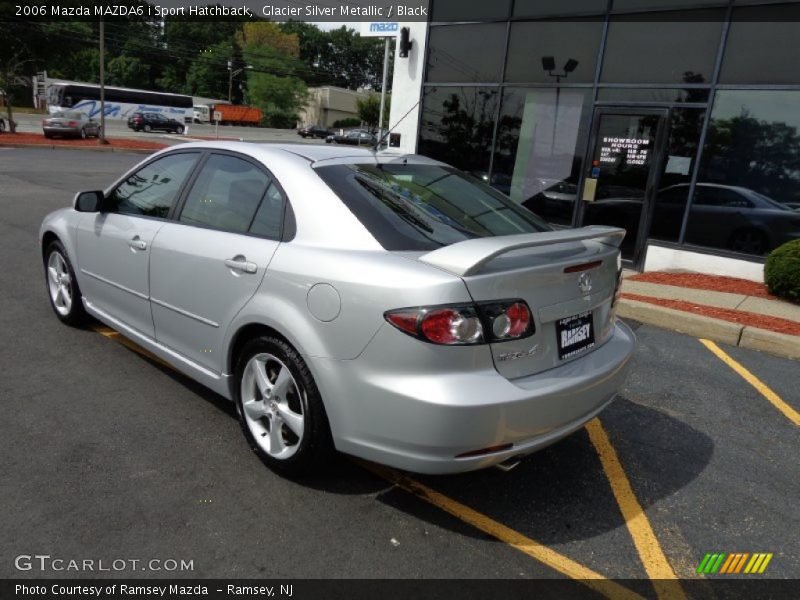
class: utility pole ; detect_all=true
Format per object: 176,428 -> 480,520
98,18 -> 108,144
227,59 -> 233,103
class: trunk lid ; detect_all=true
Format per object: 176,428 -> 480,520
417,226 -> 624,379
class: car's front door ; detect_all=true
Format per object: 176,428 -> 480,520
149,152 -> 287,372
76,151 -> 200,338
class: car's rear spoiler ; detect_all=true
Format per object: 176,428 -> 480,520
418,226 -> 626,277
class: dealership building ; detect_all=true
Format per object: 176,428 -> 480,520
387,0 -> 800,279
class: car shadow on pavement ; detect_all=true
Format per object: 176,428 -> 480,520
373,396 -> 713,545
117,341 -> 394,496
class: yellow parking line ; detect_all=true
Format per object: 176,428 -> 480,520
357,460 -> 645,600
92,325 -> 172,369
89,325 -> 661,597
700,339 -> 800,427
586,419 -> 685,600
92,325 -> 120,338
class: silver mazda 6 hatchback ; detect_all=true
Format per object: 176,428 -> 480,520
40,142 -> 635,475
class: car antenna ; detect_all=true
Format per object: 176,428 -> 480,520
373,87 -> 436,152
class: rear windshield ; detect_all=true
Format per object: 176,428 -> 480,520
315,163 -> 550,251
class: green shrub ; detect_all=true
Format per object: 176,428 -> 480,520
764,239 -> 800,303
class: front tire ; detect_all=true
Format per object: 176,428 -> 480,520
44,241 -> 87,326
235,336 -> 333,476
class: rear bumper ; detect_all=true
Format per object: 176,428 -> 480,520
42,126 -> 80,136
313,320 -> 636,474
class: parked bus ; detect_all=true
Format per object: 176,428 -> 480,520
46,81 -> 193,123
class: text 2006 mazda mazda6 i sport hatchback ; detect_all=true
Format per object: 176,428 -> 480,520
40,143 -> 635,475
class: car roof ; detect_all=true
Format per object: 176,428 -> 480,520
153,141 -> 445,169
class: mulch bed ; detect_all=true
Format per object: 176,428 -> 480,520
629,271 -> 775,300
621,292 -> 800,336
0,132 -> 167,151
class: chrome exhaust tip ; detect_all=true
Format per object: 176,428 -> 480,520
495,456 -> 523,472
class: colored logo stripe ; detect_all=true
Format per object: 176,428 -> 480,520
698,553 -> 773,575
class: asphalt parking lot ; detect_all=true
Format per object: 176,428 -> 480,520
1,148 -> 798,596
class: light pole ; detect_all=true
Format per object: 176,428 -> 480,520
98,18 -> 108,144
541,57 -> 578,154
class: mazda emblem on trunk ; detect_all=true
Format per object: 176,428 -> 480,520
578,272 -> 593,293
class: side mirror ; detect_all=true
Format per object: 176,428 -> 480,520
74,190 -> 104,212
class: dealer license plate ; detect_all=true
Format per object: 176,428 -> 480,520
556,311 -> 595,360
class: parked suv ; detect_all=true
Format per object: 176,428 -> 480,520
127,112 -> 185,134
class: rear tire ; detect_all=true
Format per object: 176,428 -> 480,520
143,124 -> 152,133
235,335 -> 333,477
175,125 -> 184,134
80,128 -> 87,139
44,240 -> 87,326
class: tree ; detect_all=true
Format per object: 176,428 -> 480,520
357,93 -> 390,132
106,56 -> 149,88
185,41 -> 234,100
238,22 -> 308,127
279,22 -> 392,91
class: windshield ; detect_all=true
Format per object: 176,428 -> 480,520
315,162 -> 551,251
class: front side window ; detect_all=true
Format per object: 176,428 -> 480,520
106,153 -> 198,218
316,162 -> 550,251
179,154 -> 269,233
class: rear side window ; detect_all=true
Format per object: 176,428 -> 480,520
106,152 -> 198,218
179,154 -> 269,234
249,183 -> 285,239
315,163 -> 550,251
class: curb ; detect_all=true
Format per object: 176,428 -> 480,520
0,142 -> 159,155
740,326 -> 800,360
617,298 -> 800,361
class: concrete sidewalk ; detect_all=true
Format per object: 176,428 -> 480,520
617,277 -> 800,360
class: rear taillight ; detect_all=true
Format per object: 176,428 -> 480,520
385,300 -> 534,346
67,121 -> 78,127
611,252 -> 623,308
421,308 -> 483,345
479,301 -> 532,341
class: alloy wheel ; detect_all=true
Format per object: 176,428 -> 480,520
47,251 -> 73,316
240,353 -> 306,460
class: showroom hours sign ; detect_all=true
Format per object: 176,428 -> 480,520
599,137 -> 651,166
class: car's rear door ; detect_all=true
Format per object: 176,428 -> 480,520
149,151 -> 286,373
76,151 -> 201,338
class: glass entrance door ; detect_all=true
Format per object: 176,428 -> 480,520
580,109 -> 668,266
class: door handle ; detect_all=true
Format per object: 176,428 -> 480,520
224,256 -> 257,274
128,236 -> 147,251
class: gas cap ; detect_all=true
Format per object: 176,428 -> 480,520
306,283 -> 341,322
